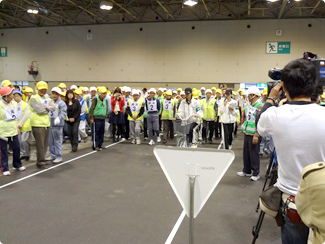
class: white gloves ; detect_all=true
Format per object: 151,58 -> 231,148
54,117 -> 60,126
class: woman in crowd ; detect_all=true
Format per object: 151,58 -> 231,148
65,89 -> 81,152
109,87 -> 126,142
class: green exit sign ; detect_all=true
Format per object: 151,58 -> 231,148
266,42 -> 290,54
0,47 -> 7,57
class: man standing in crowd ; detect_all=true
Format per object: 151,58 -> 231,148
146,88 -> 161,145
214,89 -> 223,139
124,87 -> 132,140
257,59 -> 325,244
161,90 -> 176,144
74,89 -> 88,143
29,81 -> 55,168
237,87 -> 263,181
202,89 -> 218,144
46,87 -> 67,164
0,87 -> 26,176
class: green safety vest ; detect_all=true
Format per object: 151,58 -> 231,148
0,100 -> 19,137
20,101 -> 31,132
29,94 -> 51,127
242,101 -> 262,134
202,97 -> 216,120
128,99 -> 143,121
94,96 -> 107,116
161,99 -> 176,120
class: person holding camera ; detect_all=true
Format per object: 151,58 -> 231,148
257,59 -> 325,244
237,87 -> 263,181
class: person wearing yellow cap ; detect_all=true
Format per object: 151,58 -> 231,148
13,90 -> 31,162
201,89 -> 218,144
23,87 -> 34,102
126,89 -> 144,145
0,87 -> 26,176
89,86 -> 110,150
29,81 -> 55,168
262,88 -> 268,102
73,89 -> 88,143
146,88 -> 161,145
320,93 -> 325,105
58,83 -> 67,92
161,90 -> 177,144
1,80 -> 14,88
177,88 -> 182,96
211,87 -> 217,98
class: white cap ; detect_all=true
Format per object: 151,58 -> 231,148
180,91 -> 185,95
163,88 -> 167,91
132,89 -> 138,96
90,86 -> 97,92
172,90 -> 177,94
200,87 -> 206,90
84,87 -> 89,92
158,88 -> 164,92
246,86 -> 261,96
205,89 -> 212,94
125,87 -> 131,93
148,88 -> 156,94
51,87 -> 62,94
70,85 -> 78,90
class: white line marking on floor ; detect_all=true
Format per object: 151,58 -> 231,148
0,141 -> 122,190
165,210 -> 186,244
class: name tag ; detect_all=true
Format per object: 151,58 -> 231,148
130,102 -> 139,113
16,106 -> 23,120
5,108 -> 18,121
247,106 -> 257,123
40,99 -> 48,107
164,100 -> 172,111
147,100 -> 157,112
49,105 -> 59,118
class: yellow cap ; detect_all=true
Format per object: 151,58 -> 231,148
177,88 -> 182,92
107,91 -> 111,95
211,87 -> 217,91
232,91 -> 237,96
216,89 -> 222,94
166,90 -> 172,96
262,88 -> 268,96
192,88 -> 197,91
74,89 -> 82,95
98,87 -> 107,94
238,88 -> 243,92
79,86 -> 85,92
58,83 -> 66,89
321,93 -> 325,99
241,92 -> 246,96
36,81 -> 48,90
2,80 -> 13,88
192,90 -> 200,99
25,87 -> 34,93
60,91 -> 66,97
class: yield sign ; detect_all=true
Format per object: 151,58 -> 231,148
154,146 -> 235,218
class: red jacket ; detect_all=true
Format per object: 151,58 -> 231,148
111,96 -> 125,112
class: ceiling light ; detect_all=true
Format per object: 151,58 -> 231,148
27,7 -> 39,14
100,1 -> 113,10
183,0 -> 198,6
268,0 -> 279,2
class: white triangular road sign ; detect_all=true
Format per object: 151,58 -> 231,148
154,146 -> 235,218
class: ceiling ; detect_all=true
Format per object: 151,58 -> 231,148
0,0 -> 324,28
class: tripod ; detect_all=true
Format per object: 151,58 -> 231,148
251,150 -> 278,244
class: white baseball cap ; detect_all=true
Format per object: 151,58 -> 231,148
51,87 -> 62,94
201,87 -> 206,90
246,86 -> 261,96
205,89 -> 212,94
148,88 -> 156,94
180,91 -> 185,95
90,86 -> 97,92
172,90 -> 177,94
132,89 -> 138,96
84,87 -> 89,92
125,87 -> 131,93
159,88 -> 164,92
70,85 -> 78,90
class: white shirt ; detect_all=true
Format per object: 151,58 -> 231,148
177,99 -> 203,124
258,103 -> 325,195
219,99 -> 238,123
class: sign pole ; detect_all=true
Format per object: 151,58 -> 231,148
189,175 -> 196,244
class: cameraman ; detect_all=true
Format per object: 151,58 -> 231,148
257,59 -> 325,244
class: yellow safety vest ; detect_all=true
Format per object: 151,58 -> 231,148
29,94 -> 51,127
0,100 -> 19,137
128,99 -> 143,121
20,101 -> 31,132
202,98 -> 216,120
161,99 -> 176,120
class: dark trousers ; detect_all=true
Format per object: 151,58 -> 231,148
124,114 -> 130,139
0,135 -> 22,172
112,124 -> 125,140
223,123 -> 234,149
203,120 -> 214,141
94,119 -> 105,148
188,122 -> 198,144
32,127 -> 49,163
63,121 -> 69,142
214,117 -> 221,138
162,120 -> 174,141
243,134 -> 260,176
143,117 -> 148,138
159,114 -> 162,131
67,121 -> 80,151
234,122 -> 238,137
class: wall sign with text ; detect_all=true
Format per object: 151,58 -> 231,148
266,42 -> 290,54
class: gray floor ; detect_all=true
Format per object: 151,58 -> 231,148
0,133 -> 281,244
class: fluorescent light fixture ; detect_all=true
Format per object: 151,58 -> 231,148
268,0 -> 279,2
27,7 -> 39,14
183,0 -> 198,6
100,1 -> 113,10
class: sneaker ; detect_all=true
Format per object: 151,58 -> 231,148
45,156 -> 54,161
3,171 -> 10,176
53,159 -> 62,164
237,171 -> 252,177
84,137 -> 88,143
144,137 -> 148,141
14,166 -> 26,171
99,147 -> 103,151
136,140 -> 141,145
198,137 -> 202,141
157,137 -> 161,143
229,145 -> 232,150
191,144 -> 198,148
148,140 -> 155,146
251,175 -> 260,181
95,147 -> 100,151
120,138 -> 126,142
131,139 -> 136,144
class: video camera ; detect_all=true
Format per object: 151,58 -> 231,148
267,52 -> 325,96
